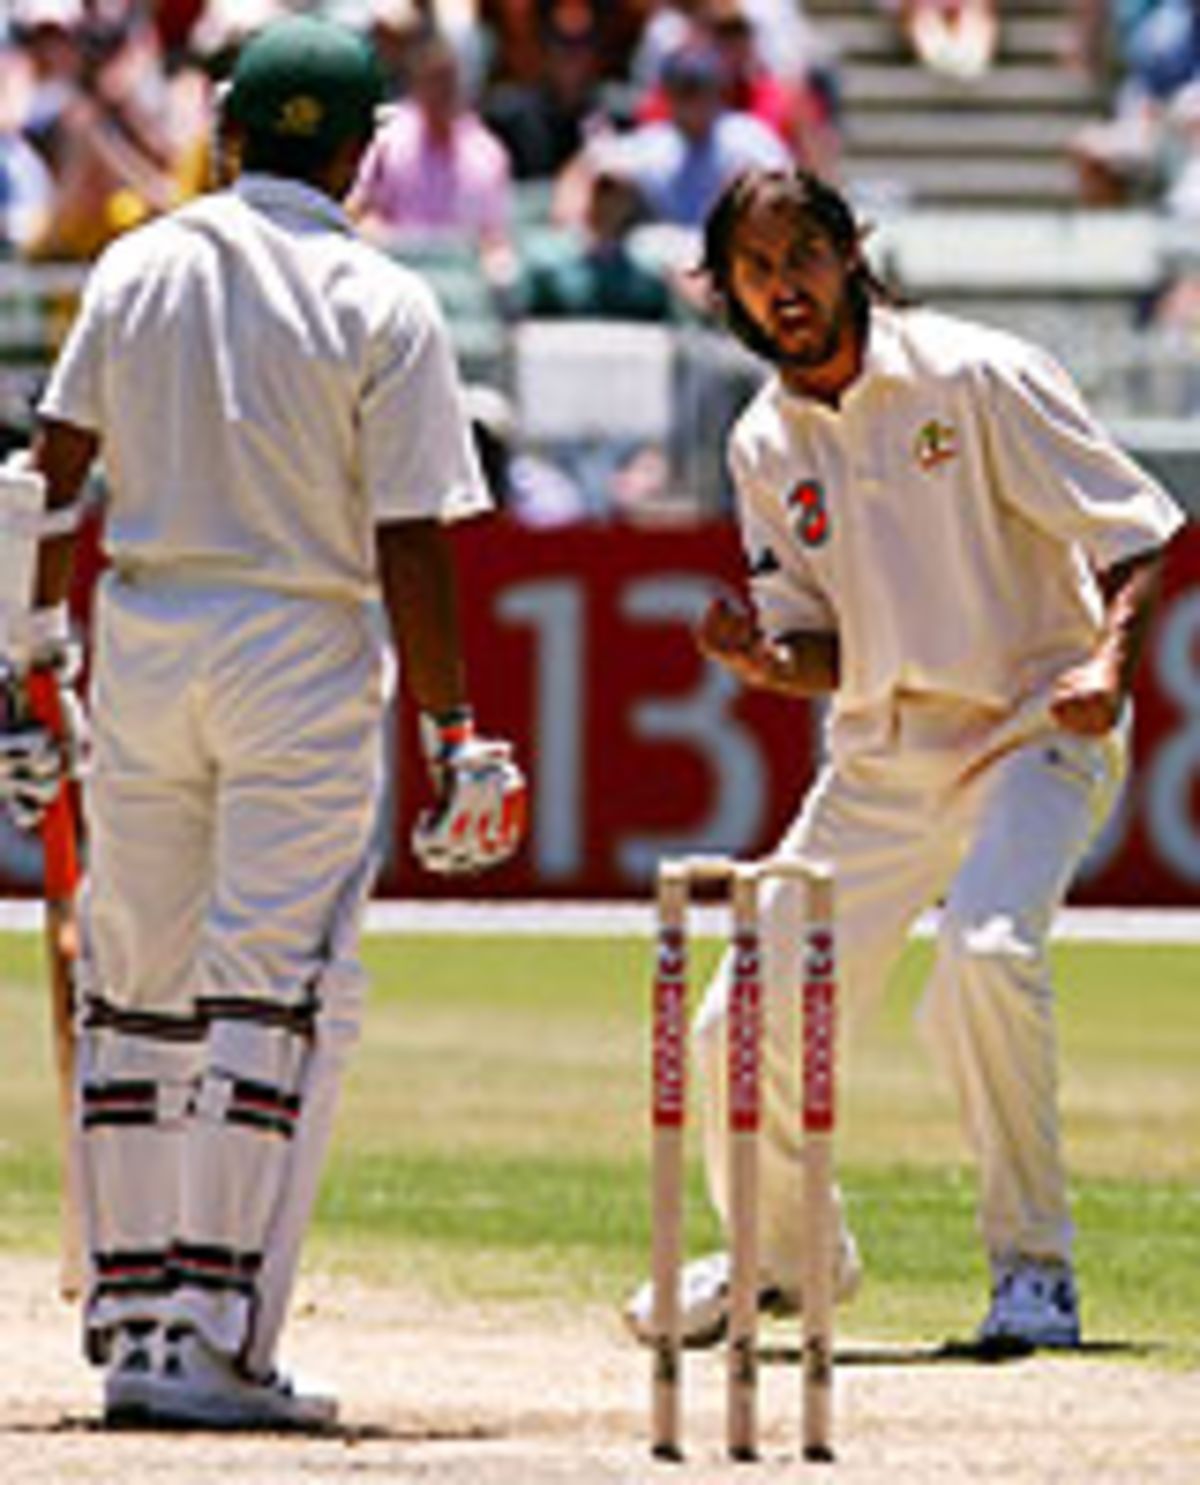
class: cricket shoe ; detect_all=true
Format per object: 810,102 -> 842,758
977,1258 -> 1081,1352
102,1322 -> 161,1423
624,1238 -> 863,1350
108,1323 -> 338,1431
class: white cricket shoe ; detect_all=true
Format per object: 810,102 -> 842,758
103,1323 -> 161,1423
624,1238 -> 863,1350
108,1324 -> 338,1431
977,1258 -> 1081,1351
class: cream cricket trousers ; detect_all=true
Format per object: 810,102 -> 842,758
77,570 -> 387,1373
694,692 -> 1126,1291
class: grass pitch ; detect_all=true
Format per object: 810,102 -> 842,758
0,925 -> 1196,1361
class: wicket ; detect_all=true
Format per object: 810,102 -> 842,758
650,853 -> 837,1464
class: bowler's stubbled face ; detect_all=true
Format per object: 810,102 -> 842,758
728,201 -> 856,373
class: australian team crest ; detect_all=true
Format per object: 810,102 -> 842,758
914,418 -> 958,471
785,479 -> 831,548
275,95 -> 325,137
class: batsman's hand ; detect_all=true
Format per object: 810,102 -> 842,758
0,719 -> 69,832
0,623 -> 88,833
411,709 -> 527,876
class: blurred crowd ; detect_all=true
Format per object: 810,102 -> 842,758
1062,0 -> 1200,343
2,0 -> 1198,514
1066,0 -> 1200,217
0,0 -> 850,520
0,0 -> 845,267
4,0 -> 1198,274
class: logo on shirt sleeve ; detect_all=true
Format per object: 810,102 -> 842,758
785,479 -> 830,548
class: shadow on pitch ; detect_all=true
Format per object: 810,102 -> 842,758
19,1414 -> 506,1443
758,1336 -> 1162,1367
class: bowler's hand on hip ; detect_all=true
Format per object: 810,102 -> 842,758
696,596 -> 800,695
1049,653 -> 1125,736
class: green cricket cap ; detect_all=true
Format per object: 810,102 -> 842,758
227,16 -> 383,148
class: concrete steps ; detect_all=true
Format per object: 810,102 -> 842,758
830,13 -> 1075,64
845,110 -> 1081,156
848,154 -> 1081,209
842,63 -> 1096,111
806,0 -> 1106,210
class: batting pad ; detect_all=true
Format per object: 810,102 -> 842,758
80,1010 -> 205,1341
170,996 -> 316,1359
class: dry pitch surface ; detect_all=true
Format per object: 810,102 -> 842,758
2,1257 -> 1197,1484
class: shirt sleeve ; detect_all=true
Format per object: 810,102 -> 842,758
979,341 -> 1185,569
37,262 -> 109,433
361,274 -> 492,526
731,437 -> 836,640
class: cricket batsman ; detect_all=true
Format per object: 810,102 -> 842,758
627,168 -> 1184,1352
0,16 -> 525,1429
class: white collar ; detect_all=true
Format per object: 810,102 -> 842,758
772,305 -> 912,418
233,173 -> 352,233
859,306 -> 911,384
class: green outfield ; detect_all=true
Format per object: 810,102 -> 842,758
0,928 -> 1196,1362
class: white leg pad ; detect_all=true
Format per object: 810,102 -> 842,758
80,1004 -> 205,1345
241,860 -> 372,1376
175,857 -> 373,1370
171,998 -> 318,1358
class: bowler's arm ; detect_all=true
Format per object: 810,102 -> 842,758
1050,545 -> 1168,737
696,594 -> 839,698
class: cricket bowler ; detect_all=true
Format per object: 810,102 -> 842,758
628,167 -> 1184,1352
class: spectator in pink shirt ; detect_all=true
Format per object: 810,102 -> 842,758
349,32 -> 516,285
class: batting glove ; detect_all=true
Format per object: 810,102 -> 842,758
411,707 -> 527,876
0,605 -> 88,833
0,724 -> 67,832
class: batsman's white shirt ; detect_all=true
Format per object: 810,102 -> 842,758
40,172 -> 490,595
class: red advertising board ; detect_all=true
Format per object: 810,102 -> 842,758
395,519 -> 1200,905
1070,526 -> 1200,904
1,518 -> 1196,905
383,520 -> 813,898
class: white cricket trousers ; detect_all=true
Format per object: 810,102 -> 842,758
76,570 -> 387,1374
694,692 -> 1126,1291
